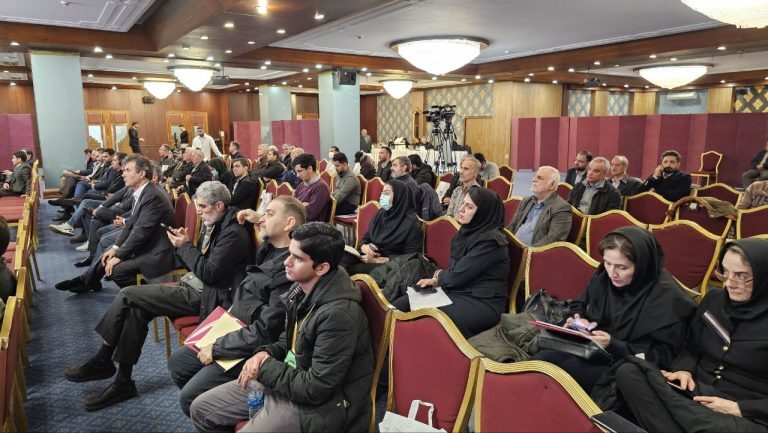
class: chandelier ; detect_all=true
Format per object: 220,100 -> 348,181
389,36 -> 488,75
681,0 -> 768,28
141,80 -> 176,99
636,64 -> 710,89
167,66 -> 218,91
381,80 -> 415,99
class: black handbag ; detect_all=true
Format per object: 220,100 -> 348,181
523,289 -> 570,324
537,329 -> 612,362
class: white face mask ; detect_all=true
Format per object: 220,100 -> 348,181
328,152 -> 334,160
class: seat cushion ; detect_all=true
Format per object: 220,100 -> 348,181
172,315 -> 200,330
334,216 -> 356,225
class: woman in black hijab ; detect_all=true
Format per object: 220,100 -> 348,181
533,226 -> 696,392
349,179 -> 422,275
615,238 -> 768,432
392,186 -> 510,338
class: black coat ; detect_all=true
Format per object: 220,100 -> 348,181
643,170 -> 692,202
614,176 -> 645,197
377,160 -> 392,182
129,126 -> 140,152
187,161 -> 213,195
229,176 -> 260,210
170,161 -> 193,188
257,268 -> 373,432
175,207 -> 252,321
359,158 -> 376,180
253,161 -> 284,181
751,150 -> 767,169
565,167 -> 586,187
412,165 -> 436,186
567,181 -> 623,215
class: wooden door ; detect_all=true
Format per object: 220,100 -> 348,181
85,110 -> 130,151
165,111 -> 209,147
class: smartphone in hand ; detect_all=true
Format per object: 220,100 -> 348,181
160,222 -> 175,233
666,380 -> 694,398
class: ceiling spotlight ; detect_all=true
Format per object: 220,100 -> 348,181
176,89 -> 180,93
182,45 -> 190,51
475,74 -> 481,79
298,84 -> 303,88
432,76 -> 437,80
649,54 -> 657,59
552,80 -> 558,84
717,45 -> 726,51
361,67 -> 368,72
547,66 -> 555,71
2,70 -> 7,73
206,56 -> 214,61
670,57 -> 678,61
602,83 -> 607,87
504,50 -> 510,54
132,76 -> 137,80
10,42 -> 19,46
315,64 -> 322,69
524,77 -> 531,83
314,12 -> 324,20
568,68 -> 575,72
60,0 -> 70,5
488,79 -> 494,83
214,63 -> 221,67
168,53 -> 175,58
276,29 -> 286,34
720,79 -> 726,83
644,85 -> 650,89
94,46 -> 103,53
224,22 -> 235,28
260,65 -> 267,70
593,60 -> 601,65
105,54 -> 113,59
225,49 -> 232,54
200,35 -> 209,40
264,60 -> 271,65
614,64 -> 621,67
10,82 -> 16,86
256,0 -> 268,15
366,72 -> 372,77
302,68 -> 309,73
528,72 -> 534,77
281,81 -> 287,85
624,84 -> 629,88
87,73 -> 94,78
163,59 -> 170,63
248,41 -> 255,45
246,88 -> 251,92
111,86 -> 117,90
307,77 -> 312,80
461,78 -> 467,82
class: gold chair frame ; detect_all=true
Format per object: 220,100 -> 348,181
585,210 -> 647,260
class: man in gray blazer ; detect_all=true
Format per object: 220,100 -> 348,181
508,166 -> 572,247
0,151 -> 31,196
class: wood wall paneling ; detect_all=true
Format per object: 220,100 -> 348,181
707,87 -> 734,114
411,91 -> 425,140
592,91 -> 608,116
631,92 -> 657,115
464,117 -> 494,162
293,94 -> 319,119
359,95 -> 378,143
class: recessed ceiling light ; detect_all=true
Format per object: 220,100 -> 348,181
214,63 -> 221,67
246,88 -> 251,92
256,0 -> 267,15
366,72 -> 372,77
163,59 -> 170,63
552,80 -> 558,84
475,74 -> 481,79
10,82 -> 16,86
670,57 -> 678,61
314,12 -> 324,20
765,76 -> 768,80
87,73 -> 93,78
504,50 -> 509,54
111,86 -> 117,90
644,85 -> 649,89
225,49 -> 232,54
524,77 -> 531,83
717,45 -> 726,51
244,82 -> 249,86
623,84 -> 629,88
182,45 -> 190,51
206,56 -> 214,61
167,53 -> 175,58
105,54 -> 113,59
276,29 -> 286,34
200,35 -> 209,40
315,64 -> 322,69
528,72 -> 534,77
361,67 -> 368,72
247,41 -> 255,45
224,22 -> 235,28
307,77 -> 312,80
60,0 -> 70,5
614,64 -> 620,67
264,60 -> 271,65
547,66 -> 555,71
260,65 -> 267,70
94,46 -> 103,53
649,54 -> 657,59
132,76 -> 137,80
298,84 -> 303,88
176,89 -> 180,92
593,60 -> 601,65
461,78 -> 467,82
281,81 -> 287,85
10,42 -> 19,46
302,68 -> 309,73
568,68 -> 575,73
488,79 -> 494,83
601,83 -> 607,87
720,79 -> 726,83
432,76 -> 437,80
3,70 -> 8,73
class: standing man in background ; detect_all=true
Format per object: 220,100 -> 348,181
360,129 -> 372,153
179,125 -> 189,148
192,127 -> 222,161
128,122 -> 143,154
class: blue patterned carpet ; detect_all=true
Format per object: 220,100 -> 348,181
24,201 -> 195,432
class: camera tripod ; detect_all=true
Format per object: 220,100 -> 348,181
428,121 -> 457,175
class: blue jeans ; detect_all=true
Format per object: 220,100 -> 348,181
68,199 -> 105,228
74,181 -> 92,198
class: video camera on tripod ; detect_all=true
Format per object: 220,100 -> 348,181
422,104 -> 459,173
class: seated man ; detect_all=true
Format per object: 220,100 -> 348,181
252,150 -> 284,181
229,158 -> 260,210
376,146 -> 393,182
58,148 -> 98,199
643,150 -> 692,202
54,155 -> 177,292
228,140 -> 244,161
177,149 -> 212,196
564,150 -> 592,186
331,152 -> 361,215
741,140 -> 768,188
609,155 -> 644,197
293,153 -> 331,222
0,216 -> 14,305
508,166 -> 572,246
63,181 -> 251,411
169,148 -> 194,190
278,147 -> 304,188
168,196 -> 306,415
475,153 -> 500,181
73,148 -> 115,198
0,151 -> 31,197
158,144 -> 175,175
446,156 -> 482,218
409,154 -> 436,186
190,222 -> 373,433
567,156 -> 622,215
737,179 -> 768,210
391,156 -> 421,205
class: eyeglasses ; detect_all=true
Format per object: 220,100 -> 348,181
714,270 -> 753,286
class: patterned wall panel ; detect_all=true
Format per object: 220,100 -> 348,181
734,86 -> 768,113
658,89 -> 708,114
607,91 -> 630,116
425,83 -> 493,143
376,94 -> 412,144
568,90 -> 592,117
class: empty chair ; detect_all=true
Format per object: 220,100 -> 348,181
364,177 -> 385,203
556,182 -> 572,201
503,196 -> 523,227
318,158 -> 328,172
736,204 -> 768,239
503,229 -> 528,313
474,359 -> 602,433
525,242 -> 599,301
319,170 -> 334,192
694,182 -> 741,206
0,296 -> 29,433
423,216 -> 460,269
498,165 -> 515,183
625,191 -> 672,225
264,179 -> 278,197
690,150 -> 723,186
354,201 -> 381,249
275,182 -> 294,197
485,176 -> 512,200
585,210 -> 646,261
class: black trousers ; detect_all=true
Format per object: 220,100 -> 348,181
531,349 -> 610,393
392,293 -> 504,338
95,284 -> 201,365
616,362 -> 768,433
167,346 -> 244,416
336,200 -> 357,216
81,253 -> 140,288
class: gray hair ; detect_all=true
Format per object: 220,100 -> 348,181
190,148 -> 204,158
539,165 -> 560,186
612,155 -> 629,168
194,181 -> 231,207
591,156 -> 611,174
151,162 -> 162,181
393,156 -> 411,172
463,156 -> 481,173
159,143 -> 171,152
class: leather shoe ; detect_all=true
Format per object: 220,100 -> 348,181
55,277 -> 84,291
48,198 -> 66,207
69,233 -> 87,243
84,380 -> 138,411
70,281 -> 102,293
64,358 -> 116,383
74,256 -> 93,268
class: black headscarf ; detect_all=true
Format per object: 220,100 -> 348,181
365,179 -> 419,257
450,186 -> 507,260
583,226 -> 696,341
718,238 -> 768,321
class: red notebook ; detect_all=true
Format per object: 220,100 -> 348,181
183,307 -> 247,352
528,320 -> 593,340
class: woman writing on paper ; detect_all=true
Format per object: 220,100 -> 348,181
533,227 -> 696,392
392,186 -> 510,338
615,238 -> 768,432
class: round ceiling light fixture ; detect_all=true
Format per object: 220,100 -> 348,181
141,80 -> 176,99
635,64 -> 711,89
380,79 -> 415,99
680,0 -> 768,28
168,65 -> 218,91
389,36 -> 488,75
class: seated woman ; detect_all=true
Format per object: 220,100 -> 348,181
533,226 -> 696,393
348,179 -> 422,275
615,238 -> 768,432
207,157 -> 233,188
392,186 -> 510,338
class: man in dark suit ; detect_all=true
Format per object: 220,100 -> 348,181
229,158 -> 259,210
741,140 -> 768,188
564,150 -> 592,186
179,124 -> 189,147
0,151 -> 31,196
508,166 -> 572,247
568,157 -> 622,215
128,122 -> 143,154
54,155 -> 176,292
610,155 -> 645,197
228,141 -> 244,161
360,128 -> 372,153
643,150 -> 692,202
376,146 -> 393,181
176,148 -> 212,196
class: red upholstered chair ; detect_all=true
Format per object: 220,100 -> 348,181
498,165 -> 515,184
625,191 -> 672,225
503,196 -> 523,226
320,170 -> 334,192
388,309 -> 481,433
364,177 -> 385,203
327,196 -> 338,224
585,210 -> 647,261
525,242 -> 599,301
504,229 -> 528,313
275,182 -> 294,197
694,183 -> 741,206
474,359 -> 602,433
318,158 -> 328,172
355,201 -> 381,249
265,179 -> 278,197
556,182 -> 572,201
423,216 -> 460,269
436,172 -> 454,189
650,220 -> 722,298
357,174 -> 368,204
0,297 -> 29,433
485,176 -> 512,200
736,205 -> 768,239
675,204 -> 732,238
567,207 -> 586,245
174,192 -> 190,228
691,150 -> 723,186
352,274 -> 395,431
184,195 -> 201,244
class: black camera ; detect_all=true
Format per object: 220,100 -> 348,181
424,104 -> 456,123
